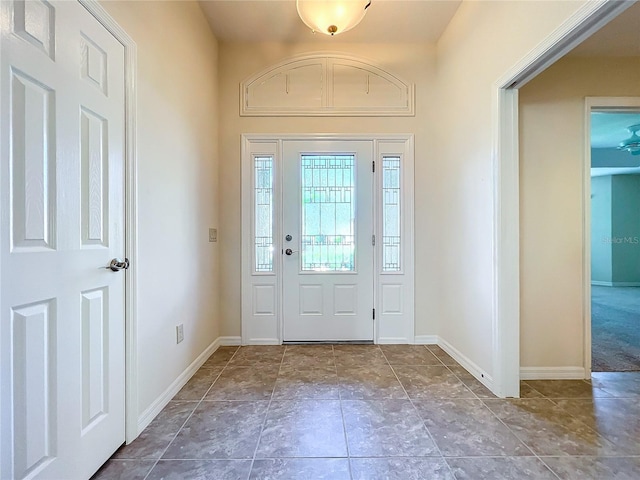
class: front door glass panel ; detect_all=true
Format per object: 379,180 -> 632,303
300,154 -> 355,272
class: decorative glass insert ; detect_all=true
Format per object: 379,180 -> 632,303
301,155 -> 355,272
382,156 -> 401,271
254,156 -> 273,272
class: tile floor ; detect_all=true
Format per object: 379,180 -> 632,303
93,345 -> 640,480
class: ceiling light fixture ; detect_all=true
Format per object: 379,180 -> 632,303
618,124 -> 640,156
297,0 -> 371,36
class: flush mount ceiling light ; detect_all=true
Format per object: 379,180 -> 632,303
618,124 -> 640,156
297,0 -> 371,36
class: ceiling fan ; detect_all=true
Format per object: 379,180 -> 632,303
618,124 -> 640,155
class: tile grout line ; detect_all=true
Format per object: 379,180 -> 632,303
335,344 -> 355,480
382,347 -> 457,479
476,395 -> 564,480
246,345 -> 286,479
141,346 -> 241,480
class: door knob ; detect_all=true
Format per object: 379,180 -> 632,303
107,258 -> 130,271
285,249 -> 298,256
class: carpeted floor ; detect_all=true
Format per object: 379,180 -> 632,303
591,285 -> 640,372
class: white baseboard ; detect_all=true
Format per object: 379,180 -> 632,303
437,337 -> 494,391
219,336 -> 242,346
520,366 -> 586,380
413,335 -> 438,345
592,281 -> 640,287
378,336 -> 411,344
136,337 -> 221,436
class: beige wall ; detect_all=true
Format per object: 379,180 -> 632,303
101,1 -> 220,416
519,56 -> 640,369
218,42 -> 440,338
434,1 -> 592,383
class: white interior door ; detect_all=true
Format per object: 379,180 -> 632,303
282,140 -> 374,341
0,1 -> 126,478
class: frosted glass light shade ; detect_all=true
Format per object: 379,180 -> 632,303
297,0 -> 370,36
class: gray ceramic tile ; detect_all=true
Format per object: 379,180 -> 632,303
342,399 -> 438,457
380,345 -> 441,365
447,457 -> 557,480
146,460 -> 252,480
282,345 -> 335,367
333,345 -> 388,366
205,365 -> 279,400
249,458 -> 351,480
519,381 -> 545,398
201,346 -> 239,368
525,380 -> 610,398
113,402 -> 196,459
413,398 -> 530,457
448,365 -> 496,398
350,457 -> 454,480
458,376 -> 496,398
425,345 -> 459,366
256,400 -> 347,457
91,460 -> 155,480
393,365 -> 475,399
273,365 -> 340,400
446,366 -> 496,398
337,365 -> 407,400
162,401 -> 268,459
542,456 -> 640,480
174,368 -> 223,401
228,346 -> 285,366
484,398 -> 620,456
552,397 -> 640,454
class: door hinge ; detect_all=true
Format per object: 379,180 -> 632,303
372,234 -> 375,246
372,308 -> 376,320
372,160 -> 375,172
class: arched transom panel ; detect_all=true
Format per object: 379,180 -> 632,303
241,53 -> 415,116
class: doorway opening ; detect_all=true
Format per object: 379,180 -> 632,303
587,103 -> 640,373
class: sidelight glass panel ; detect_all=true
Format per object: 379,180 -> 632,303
254,156 -> 273,272
301,155 -> 355,272
382,156 -> 401,271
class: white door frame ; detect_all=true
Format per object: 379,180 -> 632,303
77,0 -> 139,442
241,134 -> 415,345
493,0 -> 634,396
582,97 -> 640,377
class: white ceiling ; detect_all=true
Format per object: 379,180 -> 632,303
198,0 -> 462,43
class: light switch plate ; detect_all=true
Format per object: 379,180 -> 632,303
209,228 -> 217,242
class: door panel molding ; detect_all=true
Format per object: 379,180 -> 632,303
241,134 -> 414,345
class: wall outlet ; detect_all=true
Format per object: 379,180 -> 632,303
176,324 -> 184,344
209,228 -> 217,243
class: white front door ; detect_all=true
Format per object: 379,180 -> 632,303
0,1 -> 126,479
282,140 -> 374,341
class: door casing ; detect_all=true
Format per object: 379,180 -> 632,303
241,134 -> 415,345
